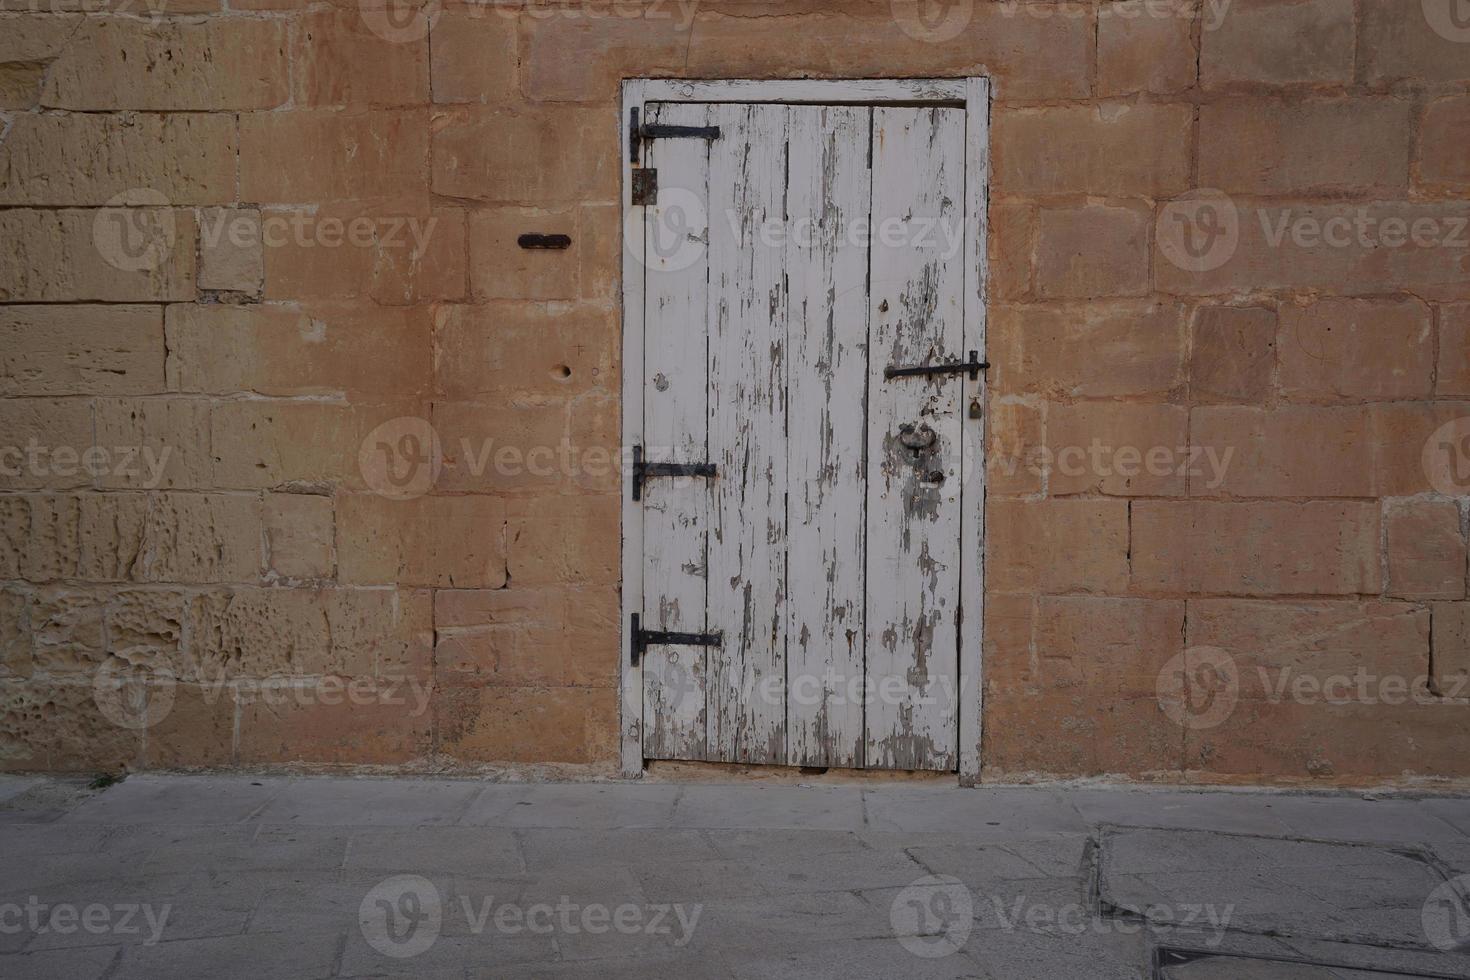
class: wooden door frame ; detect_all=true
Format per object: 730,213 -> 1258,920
618,77 -> 992,783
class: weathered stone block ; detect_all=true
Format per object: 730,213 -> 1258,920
1045,402 -> 1189,497
41,17 -> 288,110
1201,0 -> 1354,86
0,305 -> 165,397
1034,206 -> 1149,299
431,106 -> 617,204
1433,601 -> 1470,696
1190,306 -> 1275,403
1188,405 -> 1374,498
93,398 -> 212,490
30,590 -> 105,674
986,399 -> 1044,497
987,203 -> 1034,301
1035,596 -> 1185,697
1278,298 -> 1434,402
467,207 -> 581,300
1098,3 -> 1196,95
430,7 -> 518,104
435,684 -> 615,764
0,208 -> 197,302
1441,304 -> 1470,397
993,104 -> 1192,199
1361,0 -> 1470,85
0,680 -> 140,772
337,494 -> 507,588
987,499 -> 1130,594
197,208 -> 264,296
238,686 -> 431,765
167,304 -> 433,398
1132,501 -> 1380,596
1419,96 -> 1470,192
989,301 -> 1186,398
240,110 -> 428,203
265,494 -> 335,581
294,7 -> 429,107
1385,499 -> 1466,600
505,495 -> 618,587
0,113 -> 236,206
0,399 -> 96,490
1200,99 -> 1412,195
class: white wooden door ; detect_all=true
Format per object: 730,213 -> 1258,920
633,95 -> 977,772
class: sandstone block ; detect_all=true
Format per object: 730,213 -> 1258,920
1201,0 -> 1355,86
265,494 -> 335,580
240,110 -> 429,203
1188,405 -> 1374,498
986,499 -> 1130,594
0,113 -> 236,206
988,204 -> 1034,301
993,104 -> 1192,199
434,302 -> 615,401
985,398 -> 1044,497
238,685 -> 431,765
197,209 -> 264,296
1200,99 -> 1411,196
93,398 -> 213,490
989,301 -> 1185,398
0,680 -> 140,772
430,7 -> 518,104
1098,3 -> 1196,95
435,684 -> 615,764
1034,206 -> 1149,299
294,7 -> 429,108
41,17 -> 288,110
1190,306 -> 1276,403
1361,0 -> 1470,85
1045,402 -> 1189,497
337,494 -> 507,588
0,305 -> 164,397
1370,402 -> 1470,496
1433,601 -> 1470,696
0,399 -> 96,490
1132,500 -> 1380,595
0,208 -> 197,302
1440,304 -> 1470,397
1419,96 -> 1470,192
505,495 -> 618,587
431,106 -> 617,205
1386,498 -> 1466,600
1035,595 -> 1184,697
1278,298 -> 1434,402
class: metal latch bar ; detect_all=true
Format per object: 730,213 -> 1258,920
629,107 -> 722,164
631,445 -> 717,501
884,350 -> 988,382
630,613 -> 723,666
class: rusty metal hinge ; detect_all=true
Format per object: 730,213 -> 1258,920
631,613 -> 723,666
884,350 -> 988,382
628,106 -> 722,165
631,444 -> 716,501
631,167 -> 658,207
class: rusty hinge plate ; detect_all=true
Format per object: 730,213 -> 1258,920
630,613 -> 723,666
631,168 -> 658,206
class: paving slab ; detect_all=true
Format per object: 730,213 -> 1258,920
0,776 -> 42,805
3,776 -> 1470,979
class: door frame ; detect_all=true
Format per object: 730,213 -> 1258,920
618,77 -> 992,782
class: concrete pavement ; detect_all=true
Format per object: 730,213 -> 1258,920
2,774 -> 1470,978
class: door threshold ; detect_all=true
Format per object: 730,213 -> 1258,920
642,759 -> 960,785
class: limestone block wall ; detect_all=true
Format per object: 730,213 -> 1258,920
0,0 -> 1467,783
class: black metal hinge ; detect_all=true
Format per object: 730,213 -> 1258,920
884,350 -> 988,382
628,107 -> 722,165
631,444 -> 717,501
630,613 -> 723,666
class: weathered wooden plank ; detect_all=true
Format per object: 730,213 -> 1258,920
706,103 -> 790,764
640,79 -> 968,105
959,77 -> 991,785
863,106 -> 966,771
784,105 -> 871,769
641,101 -> 714,761
619,80 -> 649,777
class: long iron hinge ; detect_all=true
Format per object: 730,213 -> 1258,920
884,350 -> 988,382
630,613 -> 723,666
631,444 -> 717,501
628,106 -> 722,165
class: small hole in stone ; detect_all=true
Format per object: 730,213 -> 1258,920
552,364 -> 572,381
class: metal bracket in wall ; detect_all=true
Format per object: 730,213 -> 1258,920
630,444 -> 716,501
517,233 -> 572,249
628,106 -> 722,164
630,613 -> 723,666
884,350 -> 988,382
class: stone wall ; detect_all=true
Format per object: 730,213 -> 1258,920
0,0 -> 1467,783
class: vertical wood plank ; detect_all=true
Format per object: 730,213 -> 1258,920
864,106 -> 966,771
641,102 -> 714,761
959,77 -> 990,785
706,103 -> 790,764
784,105 -> 871,769
619,82 -> 648,777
